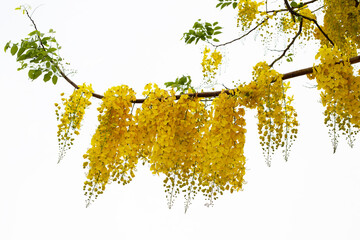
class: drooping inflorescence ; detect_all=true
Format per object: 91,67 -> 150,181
308,45 -> 360,152
82,85 -> 137,206
251,62 -> 298,166
6,0 -> 360,212
201,46 -> 223,83
55,83 -> 93,163
74,72 -> 298,210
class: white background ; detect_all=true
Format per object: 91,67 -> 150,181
1,0 -> 360,239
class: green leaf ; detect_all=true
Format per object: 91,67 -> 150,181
46,62 -> 51,68
213,38 -> 220,42
4,41 -> 11,52
214,26 -> 222,30
43,72 -> 52,82
214,31 -> 222,35
216,3 -> 222,8
28,69 -> 42,80
178,76 -> 187,85
28,30 -> 40,36
17,63 -> 28,71
17,54 -> 30,61
164,81 -> 174,87
15,6 -> 21,10
52,75 -> 58,84
11,45 -> 18,56
290,1 -> 298,8
47,48 -> 57,53
17,47 -> 26,57
232,2 -> 238,9
188,37 -> 196,44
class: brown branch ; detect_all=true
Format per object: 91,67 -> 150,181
23,6 -> 360,104
284,0 -> 334,46
269,18 -> 303,68
132,55 -> 360,103
264,0 -> 319,13
57,55 -> 360,103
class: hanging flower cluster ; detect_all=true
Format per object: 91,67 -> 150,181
201,46 -> 222,83
55,83 -> 93,163
308,45 -> 360,151
78,83 -> 251,210
237,0 -> 264,30
199,91 -> 247,206
277,6 -> 315,41
251,62 -> 298,166
319,0 -> 360,56
82,85 -> 137,206
77,73 -> 298,210
135,84 -> 208,210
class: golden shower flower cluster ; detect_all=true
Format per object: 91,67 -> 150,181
319,0 -> 360,56
237,0 -> 264,30
76,70 -> 299,209
279,7 -> 315,37
55,83 -> 93,163
80,83 -> 252,210
82,85 -> 137,206
135,83 -> 209,210
201,46 -> 222,83
199,91 -> 247,206
251,62 -> 298,166
309,45 -> 360,151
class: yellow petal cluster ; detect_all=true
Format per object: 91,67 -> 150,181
251,62 -> 298,166
237,0 -> 264,31
83,85 -> 137,206
80,83 -> 251,210
319,0 -> 360,56
309,45 -> 360,151
201,46 -> 222,83
55,83 -> 93,163
136,84 -> 209,209
199,92 -> 247,206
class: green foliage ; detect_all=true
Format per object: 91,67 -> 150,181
290,1 -> 304,8
164,75 -> 195,94
182,20 -> 222,45
286,53 -> 294,62
4,7 -> 65,84
216,0 -> 238,9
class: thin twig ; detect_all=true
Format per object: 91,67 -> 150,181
264,0 -> 318,13
311,5 -> 324,13
23,6 -> 360,103
211,17 -> 270,48
269,18 -> 303,68
284,0 -> 334,46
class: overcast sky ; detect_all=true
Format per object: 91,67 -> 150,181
1,0 -> 360,239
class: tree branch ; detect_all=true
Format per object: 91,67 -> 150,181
264,0 -> 319,13
131,54 -> 360,103
22,6 -> 360,104
269,18 -> 303,68
284,0 -> 334,46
